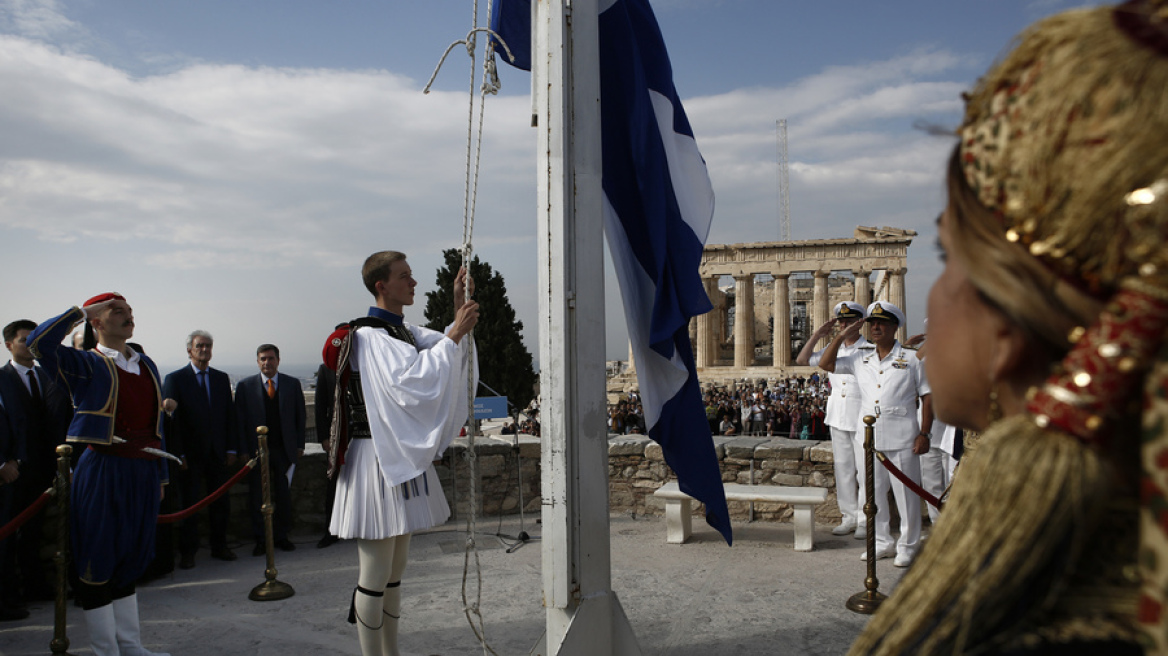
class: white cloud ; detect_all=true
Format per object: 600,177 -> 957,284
0,0 -> 79,40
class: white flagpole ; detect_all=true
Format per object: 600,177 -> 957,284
535,0 -> 641,653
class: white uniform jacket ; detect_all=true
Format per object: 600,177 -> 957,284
809,336 -> 869,432
834,341 -> 930,451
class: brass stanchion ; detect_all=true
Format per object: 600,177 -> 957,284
50,444 -> 73,655
846,415 -> 886,614
249,428 -> 294,601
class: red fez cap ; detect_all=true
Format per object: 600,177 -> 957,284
83,292 -> 126,308
322,326 -> 351,371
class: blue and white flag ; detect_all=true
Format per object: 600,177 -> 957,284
493,0 -> 731,545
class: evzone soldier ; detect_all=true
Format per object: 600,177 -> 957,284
817,301 -> 933,568
796,301 -> 869,539
323,251 -> 479,656
28,293 -> 170,656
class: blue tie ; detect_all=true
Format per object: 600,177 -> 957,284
198,370 -> 210,402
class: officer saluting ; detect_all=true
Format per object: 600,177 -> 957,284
796,301 -> 869,539
816,301 -> 932,568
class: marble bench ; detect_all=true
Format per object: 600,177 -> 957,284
652,481 -> 829,551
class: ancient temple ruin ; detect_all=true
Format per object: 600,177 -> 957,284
691,226 -> 916,380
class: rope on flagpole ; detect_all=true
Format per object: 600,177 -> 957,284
424,0 -> 513,652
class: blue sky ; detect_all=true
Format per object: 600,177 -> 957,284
0,0 -> 1098,375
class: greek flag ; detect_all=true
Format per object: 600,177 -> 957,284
493,0 -> 731,545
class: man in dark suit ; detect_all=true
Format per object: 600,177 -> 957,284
162,330 -> 240,568
0,391 -> 28,621
235,344 -> 305,555
1,320 -> 72,606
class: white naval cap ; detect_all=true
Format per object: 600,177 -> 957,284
865,301 -> 905,326
833,301 -> 866,320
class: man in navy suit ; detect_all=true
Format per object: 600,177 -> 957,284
1,320 -> 72,606
235,344 -> 305,555
162,330 -> 240,568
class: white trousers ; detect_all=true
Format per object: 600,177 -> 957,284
919,446 -> 957,524
873,447 -> 922,558
830,427 -> 863,526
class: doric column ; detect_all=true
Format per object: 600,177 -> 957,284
853,268 -> 871,308
696,276 -> 717,369
812,271 -> 830,349
890,267 -> 908,342
772,273 -> 791,369
733,274 -> 755,368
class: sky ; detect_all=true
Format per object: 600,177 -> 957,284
0,0 -> 1102,378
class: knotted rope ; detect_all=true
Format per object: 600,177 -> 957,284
425,0 -> 515,653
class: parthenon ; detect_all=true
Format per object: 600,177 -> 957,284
690,226 -> 916,379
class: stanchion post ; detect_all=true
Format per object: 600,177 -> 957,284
50,444 -> 72,655
249,427 -> 294,601
846,415 -> 886,614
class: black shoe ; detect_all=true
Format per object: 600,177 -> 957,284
317,534 -> 340,549
178,553 -> 196,570
275,538 -> 296,552
0,606 -> 30,622
210,547 -> 237,562
252,542 -> 266,557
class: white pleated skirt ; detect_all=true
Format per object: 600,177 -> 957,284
329,439 -> 450,539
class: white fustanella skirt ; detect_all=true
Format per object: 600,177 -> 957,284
329,439 -> 450,539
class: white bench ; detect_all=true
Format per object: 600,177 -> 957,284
652,482 -> 829,551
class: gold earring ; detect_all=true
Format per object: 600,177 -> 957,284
987,383 -> 1002,425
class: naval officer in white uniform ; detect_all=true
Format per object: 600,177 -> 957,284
816,301 -> 933,568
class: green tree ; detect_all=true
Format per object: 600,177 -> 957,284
424,249 -> 537,413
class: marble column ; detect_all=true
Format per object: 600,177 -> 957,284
853,268 -> 871,308
696,276 -> 717,369
733,274 -> 755,368
772,274 -> 791,369
890,267 -> 908,342
812,271 -> 830,349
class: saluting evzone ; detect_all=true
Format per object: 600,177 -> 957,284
28,293 -> 170,656
817,301 -> 933,568
796,301 -> 870,539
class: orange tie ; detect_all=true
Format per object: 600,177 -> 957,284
266,379 -> 275,399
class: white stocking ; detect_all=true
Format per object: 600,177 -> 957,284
381,534 -> 411,656
355,538 -> 393,656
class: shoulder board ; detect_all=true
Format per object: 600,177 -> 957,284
858,345 -> 876,350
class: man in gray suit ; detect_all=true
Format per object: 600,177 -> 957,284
235,344 -> 305,555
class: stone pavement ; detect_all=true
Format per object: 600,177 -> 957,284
0,515 -> 907,655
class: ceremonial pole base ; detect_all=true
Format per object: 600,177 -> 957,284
248,430 -> 295,602
845,588 -> 887,615
249,578 -> 295,602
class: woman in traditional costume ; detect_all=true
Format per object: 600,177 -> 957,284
850,1 -> 1168,653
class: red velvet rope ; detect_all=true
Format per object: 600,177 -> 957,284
157,458 -> 257,524
0,487 -> 54,542
875,451 -> 943,510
